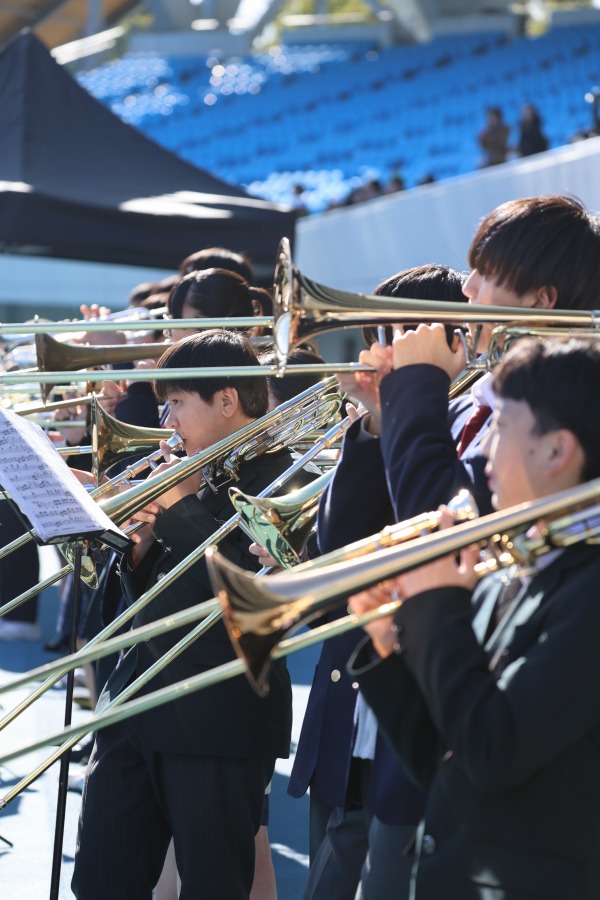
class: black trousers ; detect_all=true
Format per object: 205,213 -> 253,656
72,717 -> 273,900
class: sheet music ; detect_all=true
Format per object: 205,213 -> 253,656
0,407 -> 127,544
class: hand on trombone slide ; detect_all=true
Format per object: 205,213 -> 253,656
249,542 -> 281,571
390,323 -> 466,380
141,439 -> 204,511
337,340 -> 392,437
78,303 -> 126,347
348,509 -> 479,660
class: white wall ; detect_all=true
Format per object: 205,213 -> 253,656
0,256 -> 173,319
296,137 -> 600,293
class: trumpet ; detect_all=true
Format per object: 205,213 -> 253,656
207,477 -> 600,694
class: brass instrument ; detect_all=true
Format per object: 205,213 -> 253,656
230,470 -> 334,568
271,237 -> 600,369
13,394 -> 107,416
31,333 -> 172,399
207,478 -> 600,694
34,333 -> 170,374
0,410 -> 349,806
5,479 -> 600,767
0,315 -> 269,339
0,376 -> 341,594
0,418 -> 347,697
0,379 -> 342,709
486,325 -> 600,367
90,396 -> 179,488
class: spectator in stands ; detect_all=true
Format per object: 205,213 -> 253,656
477,106 -> 510,166
179,246 -> 254,282
383,172 -> 406,194
292,183 -> 309,216
517,103 -> 549,157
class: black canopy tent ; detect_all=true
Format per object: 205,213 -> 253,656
0,31 -> 296,275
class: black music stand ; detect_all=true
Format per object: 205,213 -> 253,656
0,408 -> 131,897
45,530 -> 129,900
48,543 -> 82,900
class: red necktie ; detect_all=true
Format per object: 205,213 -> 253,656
457,404 -> 492,458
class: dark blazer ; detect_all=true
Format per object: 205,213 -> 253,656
351,543 -> 600,900
291,364 -> 490,824
114,381 -> 160,428
98,447 -> 308,760
380,364 -> 493,520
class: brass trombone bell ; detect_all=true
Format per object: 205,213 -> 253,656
90,395 -> 176,485
208,489 -> 479,694
230,469 -> 333,568
10,481 -> 600,766
206,478 -> 600,695
34,332 -> 171,370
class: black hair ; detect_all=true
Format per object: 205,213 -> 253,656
167,268 -> 253,321
259,347 -> 325,406
129,280 -> 163,307
139,292 -> 169,313
468,195 -> 600,310
179,247 -> 254,283
493,337 -> 600,481
153,330 -> 268,419
362,264 -> 467,346
249,285 -> 273,318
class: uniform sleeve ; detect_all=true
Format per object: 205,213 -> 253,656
349,637 -> 441,791
380,364 -> 492,520
380,556 -> 600,792
318,417 -> 394,554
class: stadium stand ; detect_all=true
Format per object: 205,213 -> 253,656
78,23 -> 600,212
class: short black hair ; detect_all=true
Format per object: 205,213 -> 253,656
468,195 -> 600,310
168,268 -> 253,321
179,247 -> 254,282
363,264 -> 467,346
493,336 -> 600,481
249,285 -> 273,318
129,280 -> 163,306
154,330 -> 268,419
259,347 -> 325,406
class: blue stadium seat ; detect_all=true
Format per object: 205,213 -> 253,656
77,25 -> 600,210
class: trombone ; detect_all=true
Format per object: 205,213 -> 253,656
4,477 -> 600,768
0,380 -> 342,719
206,476 -> 600,694
230,470 -> 334,569
3,238 -> 599,387
0,413 -> 349,807
270,237 -> 600,369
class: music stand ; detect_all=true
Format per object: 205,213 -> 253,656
0,407 -> 131,900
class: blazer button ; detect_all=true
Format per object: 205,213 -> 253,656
351,681 -> 359,690
156,572 -> 167,581
422,834 -> 437,855
330,669 -> 341,682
